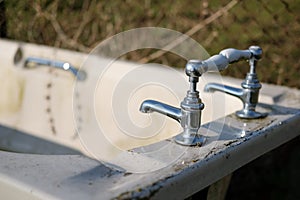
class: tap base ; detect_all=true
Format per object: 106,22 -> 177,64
174,133 -> 206,146
236,110 -> 268,119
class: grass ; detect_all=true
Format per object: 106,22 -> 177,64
1,0 -> 300,87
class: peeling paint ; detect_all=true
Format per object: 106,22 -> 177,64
115,178 -> 165,200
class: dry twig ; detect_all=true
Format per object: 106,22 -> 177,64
139,0 -> 239,63
32,2 -> 91,52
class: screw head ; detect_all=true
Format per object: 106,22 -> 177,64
185,60 -> 202,77
249,46 -> 262,60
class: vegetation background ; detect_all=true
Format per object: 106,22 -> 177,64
1,0 -> 300,88
1,0 -> 299,199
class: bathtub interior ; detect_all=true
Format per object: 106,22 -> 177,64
0,40 -> 272,157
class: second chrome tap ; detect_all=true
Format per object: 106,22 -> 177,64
204,46 -> 267,119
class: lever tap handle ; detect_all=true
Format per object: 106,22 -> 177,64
185,46 -> 262,77
219,48 -> 252,63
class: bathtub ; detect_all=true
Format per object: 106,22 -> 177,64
0,39 -> 299,199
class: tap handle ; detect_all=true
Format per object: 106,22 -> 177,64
185,46 -> 262,77
219,48 -> 252,63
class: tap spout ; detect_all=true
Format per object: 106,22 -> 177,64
139,100 -> 182,122
24,57 -> 86,81
204,83 -> 244,100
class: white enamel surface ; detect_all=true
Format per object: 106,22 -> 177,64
0,39 -> 299,199
0,39 -> 278,154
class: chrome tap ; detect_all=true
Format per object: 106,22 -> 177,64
204,46 -> 267,119
140,46 -> 259,146
140,76 -> 204,146
24,57 -> 86,81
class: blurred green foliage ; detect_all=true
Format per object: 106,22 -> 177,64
2,0 -> 300,88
